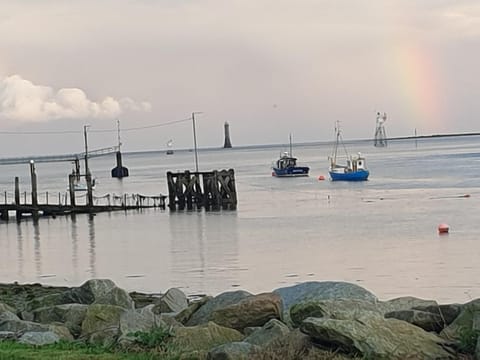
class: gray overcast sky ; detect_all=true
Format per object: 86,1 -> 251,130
0,0 -> 479,156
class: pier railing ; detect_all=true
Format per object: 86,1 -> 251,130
0,191 -> 166,208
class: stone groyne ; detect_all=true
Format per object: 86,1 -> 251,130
0,279 -> 478,359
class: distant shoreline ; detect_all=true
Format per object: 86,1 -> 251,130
1,131 -> 479,164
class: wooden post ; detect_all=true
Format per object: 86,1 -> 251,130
4,191 -> 6,204
46,191 -> 49,205
30,161 -> 39,219
14,177 -> 21,220
69,174 -> 76,207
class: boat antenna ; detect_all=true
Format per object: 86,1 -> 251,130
289,133 -> 293,157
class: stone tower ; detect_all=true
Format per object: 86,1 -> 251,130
223,121 -> 232,148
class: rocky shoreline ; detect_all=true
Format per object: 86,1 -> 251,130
0,279 -> 478,359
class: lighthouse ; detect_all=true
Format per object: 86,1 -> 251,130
223,121 -> 232,148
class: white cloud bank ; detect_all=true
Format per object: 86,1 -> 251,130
0,75 -> 151,122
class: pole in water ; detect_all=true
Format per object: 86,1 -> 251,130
192,112 -> 202,172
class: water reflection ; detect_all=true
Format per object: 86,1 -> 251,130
15,222 -> 24,278
70,214 -> 79,280
169,211 -> 240,295
33,220 -> 41,277
87,214 -> 96,278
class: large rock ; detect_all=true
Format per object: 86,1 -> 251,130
23,279 -> 134,315
186,290 -> 252,326
301,316 -> 456,359
172,321 -> 244,352
117,308 -> 167,346
0,319 -> 73,341
81,304 -> 126,346
207,341 -> 259,360
244,319 -> 290,348
211,293 -> 282,332
380,297 -> 461,332
441,298 -> 480,349
273,281 -> 377,312
19,331 -> 60,346
33,304 -> 88,338
290,299 -> 382,328
175,296 -> 211,325
153,288 -> 188,314
385,309 -> 444,332
0,305 -> 20,322
378,296 -> 438,313
73,279 -> 134,309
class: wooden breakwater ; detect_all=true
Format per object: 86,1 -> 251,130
167,169 -> 237,211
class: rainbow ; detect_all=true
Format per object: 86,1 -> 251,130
392,42 -> 446,134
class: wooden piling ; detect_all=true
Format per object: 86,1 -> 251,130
30,161 -> 39,219
69,174 -> 76,207
14,177 -> 21,220
167,169 -> 237,211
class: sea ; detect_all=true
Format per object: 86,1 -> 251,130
1,135 -> 479,304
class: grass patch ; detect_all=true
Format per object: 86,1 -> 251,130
0,340 -> 179,360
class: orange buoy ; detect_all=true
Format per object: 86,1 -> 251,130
438,223 -> 449,234
318,175 -> 325,181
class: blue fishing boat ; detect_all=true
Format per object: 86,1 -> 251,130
328,122 -> 369,181
272,135 -> 309,177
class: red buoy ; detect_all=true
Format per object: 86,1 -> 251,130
318,175 -> 325,181
438,223 -> 449,234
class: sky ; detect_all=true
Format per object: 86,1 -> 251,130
0,0 -> 479,156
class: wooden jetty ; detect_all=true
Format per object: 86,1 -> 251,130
0,168 -> 166,222
0,191 -> 166,222
167,169 -> 237,211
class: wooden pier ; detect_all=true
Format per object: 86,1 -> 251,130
167,169 -> 237,211
0,169 -> 166,221
0,193 -> 166,221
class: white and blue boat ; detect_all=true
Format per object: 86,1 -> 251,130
328,122 -> 369,181
272,135 -> 310,177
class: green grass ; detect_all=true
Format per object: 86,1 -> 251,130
0,341 -> 181,360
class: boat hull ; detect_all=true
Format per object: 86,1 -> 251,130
273,166 -> 309,177
329,169 -> 369,181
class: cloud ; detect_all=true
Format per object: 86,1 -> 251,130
0,75 -> 151,122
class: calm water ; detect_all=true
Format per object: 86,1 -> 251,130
1,136 -> 480,303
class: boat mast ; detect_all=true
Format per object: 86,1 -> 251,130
332,121 -> 340,164
289,133 -> 293,157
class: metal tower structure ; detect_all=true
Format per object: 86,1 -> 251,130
223,121 -> 232,148
374,112 -> 387,147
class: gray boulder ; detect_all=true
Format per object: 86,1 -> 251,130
244,319 -> 290,348
175,296 -> 211,325
207,341 -> 259,360
186,290 -> 252,326
153,288 -> 188,314
81,304 -> 126,346
290,298 -> 382,328
301,316 -> 456,359
273,281 -> 377,312
172,321 -> 244,352
211,292 -> 282,332
385,309 -> 444,332
377,296 -> 438,314
19,331 -> 60,346
74,279 -> 134,309
33,303 -> 88,338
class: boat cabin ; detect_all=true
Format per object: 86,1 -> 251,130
276,153 -> 297,169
